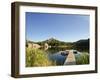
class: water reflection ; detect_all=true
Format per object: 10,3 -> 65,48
46,47 -> 68,65
47,47 -> 68,54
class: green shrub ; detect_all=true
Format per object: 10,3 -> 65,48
26,48 -> 53,67
75,52 -> 89,65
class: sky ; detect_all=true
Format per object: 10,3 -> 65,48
26,12 -> 89,42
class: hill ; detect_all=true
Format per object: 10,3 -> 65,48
26,38 -> 89,52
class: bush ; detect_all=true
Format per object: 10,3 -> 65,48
75,52 -> 89,65
26,48 -> 53,67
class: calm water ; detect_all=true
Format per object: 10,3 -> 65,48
45,47 -> 82,65
46,47 -> 69,65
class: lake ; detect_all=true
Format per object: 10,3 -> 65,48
45,47 -> 78,65
45,47 -> 88,66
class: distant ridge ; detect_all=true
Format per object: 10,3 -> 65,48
26,38 -> 89,44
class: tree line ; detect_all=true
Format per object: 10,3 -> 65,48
26,38 -> 89,52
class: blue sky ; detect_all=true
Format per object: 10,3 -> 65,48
26,12 -> 89,42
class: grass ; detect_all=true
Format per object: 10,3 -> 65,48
26,48 -> 89,66
75,52 -> 89,65
26,48 -> 55,67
